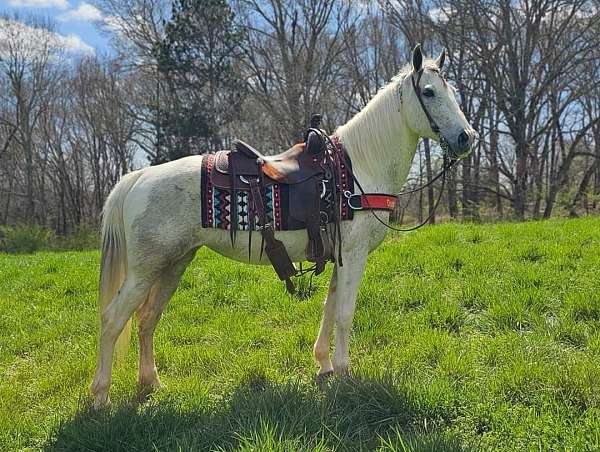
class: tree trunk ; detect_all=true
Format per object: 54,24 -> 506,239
514,140 -> 528,220
568,158 -> 600,217
462,153 -> 473,220
488,115 -> 502,217
25,133 -> 35,223
447,166 -> 459,219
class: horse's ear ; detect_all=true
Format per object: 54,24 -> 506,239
436,48 -> 446,70
412,44 -> 423,72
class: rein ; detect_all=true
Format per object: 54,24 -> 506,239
350,154 -> 454,232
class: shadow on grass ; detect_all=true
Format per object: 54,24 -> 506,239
45,374 -> 462,451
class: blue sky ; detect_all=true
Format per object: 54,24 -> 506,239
0,0 -> 111,54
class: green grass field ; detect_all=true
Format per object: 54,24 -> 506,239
2,218 -> 600,451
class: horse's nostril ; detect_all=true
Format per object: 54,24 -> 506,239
458,131 -> 470,148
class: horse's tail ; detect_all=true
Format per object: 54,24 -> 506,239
99,170 -> 143,360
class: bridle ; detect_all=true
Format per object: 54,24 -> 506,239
410,68 -> 454,158
338,68 -> 458,233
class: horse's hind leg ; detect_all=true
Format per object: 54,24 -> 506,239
136,250 -> 196,394
91,274 -> 153,409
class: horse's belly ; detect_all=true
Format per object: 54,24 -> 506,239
200,228 -> 309,265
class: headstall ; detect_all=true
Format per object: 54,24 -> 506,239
333,68 -> 457,232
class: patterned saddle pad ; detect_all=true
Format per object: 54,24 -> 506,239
200,152 -> 354,231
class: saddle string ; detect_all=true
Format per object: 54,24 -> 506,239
330,137 -> 344,266
305,127 -> 345,268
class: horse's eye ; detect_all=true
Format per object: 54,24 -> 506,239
422,87 -> 435,98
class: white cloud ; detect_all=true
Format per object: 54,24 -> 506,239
59,3 -> 103,22
429,7 -> 450,23
60,33 -> 95,54
8,0 -> 69,9
102,15 -> 127,35
102,15 -> 121,31
0,18 -> 94,58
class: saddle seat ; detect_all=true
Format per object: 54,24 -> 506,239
217,139 -> 325,186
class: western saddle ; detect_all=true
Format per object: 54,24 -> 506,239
211,115 -> 343,293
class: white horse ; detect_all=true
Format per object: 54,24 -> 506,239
91,45 -> 476,408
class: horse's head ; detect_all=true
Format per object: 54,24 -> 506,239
401,44 -> 477,160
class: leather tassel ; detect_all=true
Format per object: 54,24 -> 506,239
229,157 -> 237,247
231,185 -> 238,247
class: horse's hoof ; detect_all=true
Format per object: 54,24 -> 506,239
137,389 -> 152,403
93,395 -> 111,411
318,370 -> 334,379
333,364 -> 350,377
315,370 -> 334,388
137,381 -> 161,402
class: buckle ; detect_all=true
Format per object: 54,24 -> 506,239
240,175 -> 261,184
344,191 -> 362,210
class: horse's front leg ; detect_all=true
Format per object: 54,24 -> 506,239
313,266 -> 338,377
332,250 -> 368,375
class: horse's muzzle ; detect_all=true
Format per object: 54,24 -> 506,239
449,128 -> 477,160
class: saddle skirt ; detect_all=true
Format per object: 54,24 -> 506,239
200,146 -> 354,232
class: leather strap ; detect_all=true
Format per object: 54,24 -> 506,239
345,193 -> 397,211
411,69 -> 440,134
249,176 -> 268,261
249,177 -> 297,293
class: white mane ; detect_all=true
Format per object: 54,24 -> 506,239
336,60 -> 440,192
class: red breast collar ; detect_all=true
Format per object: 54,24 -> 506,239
345,193 -> 397,211
331,135 -> 397,213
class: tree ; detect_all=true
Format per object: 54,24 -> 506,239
0,16 -> 63,224
440,0 -> 600,219
154,0 -> 246,162
235,0 -> 358,147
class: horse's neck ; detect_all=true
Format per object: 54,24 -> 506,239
337,83 -> 418,194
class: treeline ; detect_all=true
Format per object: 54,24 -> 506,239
0,17 -> 138,233
1,0 -> 599,234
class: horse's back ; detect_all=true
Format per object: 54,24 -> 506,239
121,156 -> 205,264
